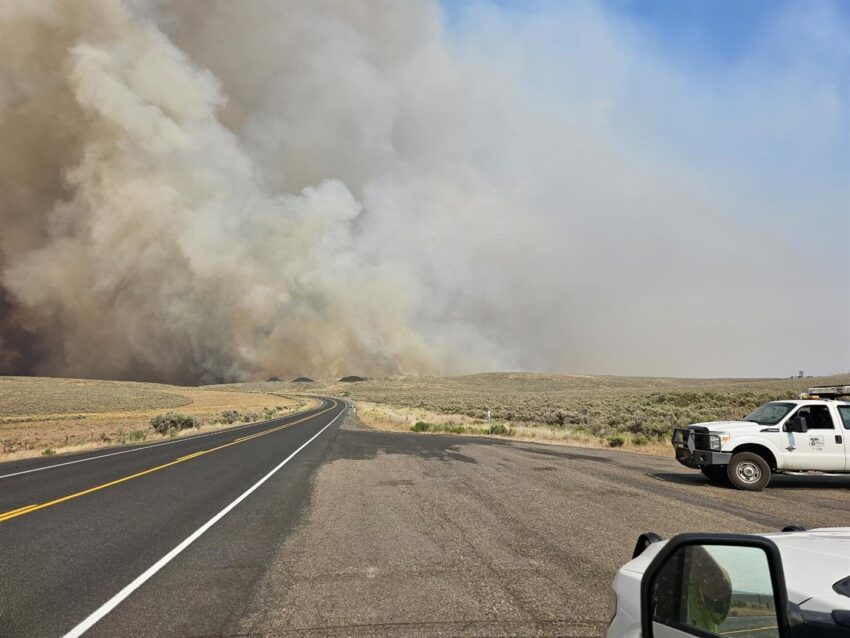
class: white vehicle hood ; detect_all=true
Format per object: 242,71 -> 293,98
766,528 -> 850,610
689,420 -> 766,432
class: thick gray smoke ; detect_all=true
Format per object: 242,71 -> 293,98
0,0 -> 847,382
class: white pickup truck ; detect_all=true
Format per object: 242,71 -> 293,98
608,527 -> 850,638
672,386 -> 850,490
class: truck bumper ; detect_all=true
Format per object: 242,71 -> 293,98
674,447 -> 733,469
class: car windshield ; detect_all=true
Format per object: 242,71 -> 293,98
744,402 -> 795,425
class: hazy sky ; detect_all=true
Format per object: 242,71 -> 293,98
0,0 -> 846,382
440,0 -> 849,376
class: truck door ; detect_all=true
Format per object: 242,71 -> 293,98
838,405 -> 850,470
782,404 -> 845,471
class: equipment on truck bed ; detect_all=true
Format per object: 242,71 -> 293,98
801,385 -> 850,399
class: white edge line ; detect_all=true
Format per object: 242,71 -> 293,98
61,401 -> 344,638
0,401 -> 329,480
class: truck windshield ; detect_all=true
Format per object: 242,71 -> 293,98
839,406 -> 850,430
744,402 -> 795,425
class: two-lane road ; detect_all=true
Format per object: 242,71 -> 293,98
0,398 -> 346,637
4,401 -> 848,637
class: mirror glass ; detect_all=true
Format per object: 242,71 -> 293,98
651,544 -> 780,638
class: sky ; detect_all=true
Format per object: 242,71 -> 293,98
448,0 -> 850,65
438,0 -> 849,376
606,0 -> 807,65
0,0 -> 847,383
443,0 -> 849,198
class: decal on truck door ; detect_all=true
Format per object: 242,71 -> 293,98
808,435 -> 825,450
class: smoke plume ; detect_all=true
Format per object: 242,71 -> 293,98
0,0 -> 846,382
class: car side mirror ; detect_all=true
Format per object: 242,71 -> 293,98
641,534 -> 792,638
786,416 -> 808,433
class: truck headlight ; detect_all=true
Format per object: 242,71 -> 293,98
710,433 -> 731,451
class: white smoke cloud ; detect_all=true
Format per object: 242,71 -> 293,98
0,0 -> 846,382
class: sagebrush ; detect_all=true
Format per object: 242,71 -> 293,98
216,372 -> 850,440
150,413 -> 198,434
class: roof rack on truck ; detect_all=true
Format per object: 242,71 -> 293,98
799,385 -> 850,399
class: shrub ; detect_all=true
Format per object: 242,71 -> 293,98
220,410 -> 240,424
434,423 -> 466,434
150,413 -> 198,434
607,435 -> 625,447
411,421 -> 469,435
631,435 -> 649,446
42,448 -> 56,456
489,423 -> 514,436
643,422 -> 671,437
128,429 -> 146,442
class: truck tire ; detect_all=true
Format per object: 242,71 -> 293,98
727,452 -> 771,491
700,466 -> 729,485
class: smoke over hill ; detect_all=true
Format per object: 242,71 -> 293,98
0,1 -> 846,383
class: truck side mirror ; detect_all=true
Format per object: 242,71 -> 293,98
786,415 -> 808,433
641,534 -> 792,638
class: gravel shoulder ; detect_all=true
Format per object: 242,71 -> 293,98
236,410 -> 850,637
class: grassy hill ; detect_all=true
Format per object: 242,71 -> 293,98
0,376 -> 312,461
217,372 -> 850,453
5,372 -> 847,460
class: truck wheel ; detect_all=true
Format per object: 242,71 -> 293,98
700,466 -> 729,485
727,452 -> 771,491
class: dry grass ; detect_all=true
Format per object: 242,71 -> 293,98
0,376 -> 318,461
354,400 -> 672,456
0,376 -> 190,417
220,372 -> 850,456
19,372 -> 840,461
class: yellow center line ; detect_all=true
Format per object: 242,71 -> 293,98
0,402 -> 337,524
175,450 -> 209,462
0,504 -> 37,521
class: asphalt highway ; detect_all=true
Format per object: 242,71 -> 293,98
3,400 -> 848,637
0,398 -> 346,637
229,417 -> 850,637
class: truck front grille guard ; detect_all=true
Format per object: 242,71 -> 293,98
672,427 -> 722,451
